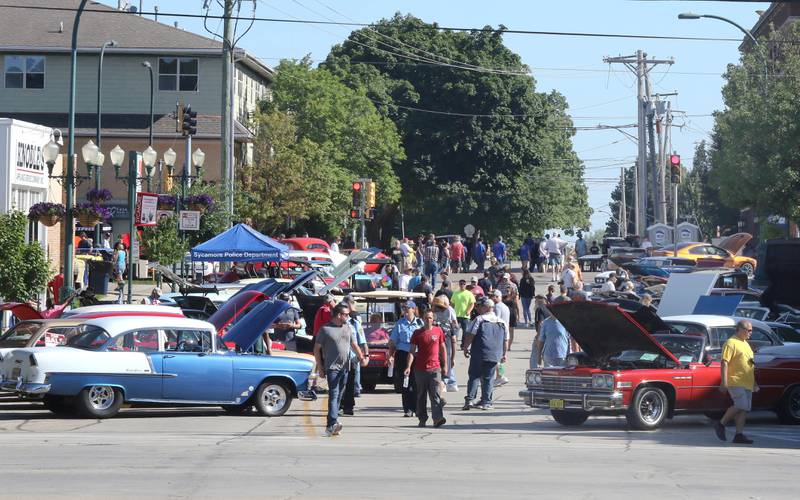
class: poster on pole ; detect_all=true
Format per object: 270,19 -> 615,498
179,210 -> 201,231
135,192 -> 158,226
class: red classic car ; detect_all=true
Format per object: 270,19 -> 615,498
519,302 -> 800,430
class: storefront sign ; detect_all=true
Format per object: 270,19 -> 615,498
135,192 -> 158,226
179,210 -> 200,231
14,141 -> 46,187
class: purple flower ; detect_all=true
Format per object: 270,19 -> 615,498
86,188 -> 113,203
158,194 -> 177,207
28,202 -> 66,220
185,194 -> 214,207
72,202 -> 112,221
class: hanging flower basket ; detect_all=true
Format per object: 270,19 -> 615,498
72,202 -> 111,228
86,188 -> 113,204
28,202 -> 66,227
184,194 -> 214,213
158,194 -> 177,210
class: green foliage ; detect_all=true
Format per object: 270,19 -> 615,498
679,141 -> 739,238
605,166 -> 635,236
711,24 -> 800,223
0,211 -> 51,302
256,59 -> 405,235
181,181 -> 230,248
322,14 -> 589,240
141,215 -> 187,266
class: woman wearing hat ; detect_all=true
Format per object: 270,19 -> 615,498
433,295 -> 460,392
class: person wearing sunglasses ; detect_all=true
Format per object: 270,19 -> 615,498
714,319 -> 758,444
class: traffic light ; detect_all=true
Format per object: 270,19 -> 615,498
181,105 -> 197,136
669,154 -> 681,183
352,180 -> 363,208
175,102 -> 183,133
365,181 -> 376,208
349,208 -> 360,219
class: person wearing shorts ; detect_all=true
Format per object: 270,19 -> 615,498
713,320 -> 757,444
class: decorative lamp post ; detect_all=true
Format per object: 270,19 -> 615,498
142,61 -> 155,147
111,146 -> 155,304
94,39 -> 117,244
142,145 -> 158,191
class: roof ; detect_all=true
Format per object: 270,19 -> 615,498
0,1 -> 274,81
0,1 -> 220,51
2,112 -> 254,141
83,315 -> 215,336
62,304 -> 182,318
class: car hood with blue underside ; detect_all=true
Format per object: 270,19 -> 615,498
222,300 -> 291,350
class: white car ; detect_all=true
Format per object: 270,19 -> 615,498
662,315 -> 783,351
61,304 -> 184,318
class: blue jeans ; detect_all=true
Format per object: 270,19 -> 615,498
466,359 -> 497,405
354,362 -> 362,394
521,297 -> 532,324
444,336 -> 457,387
424,261 -> 437,288
326,368 -> 349,428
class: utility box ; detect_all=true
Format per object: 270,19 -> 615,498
647,223 -> 673,248
676,222 -> 701,243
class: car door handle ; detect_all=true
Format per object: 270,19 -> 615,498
164,355 -> 175,358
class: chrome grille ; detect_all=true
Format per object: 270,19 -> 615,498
540,375 -> 593,392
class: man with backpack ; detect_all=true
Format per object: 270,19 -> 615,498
461,296 -> 508,410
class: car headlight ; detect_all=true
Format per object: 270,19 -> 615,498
526,371 -> 542,386
592,374 -> 614,389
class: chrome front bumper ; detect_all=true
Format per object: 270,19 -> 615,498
519,388 -> 625,411
0,377 -> 51,395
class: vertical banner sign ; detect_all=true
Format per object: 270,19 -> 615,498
135,192 -> 159,226
131,232 -> 140,263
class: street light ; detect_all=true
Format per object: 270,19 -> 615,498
111,146 -> 155,304
142,61 -> 154,147
94,39 -> 117,244
166,147 -> 205,279
192,147 -> 206,176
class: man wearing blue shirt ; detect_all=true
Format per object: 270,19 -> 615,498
492,236 -> 507,264
389,301 -> 424,417
536,312 -> 571,367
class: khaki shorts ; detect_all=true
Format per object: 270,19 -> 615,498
728,386 -> 752,412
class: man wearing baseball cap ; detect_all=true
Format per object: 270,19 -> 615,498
462,296 -> 508,410
388,300 -> 424,417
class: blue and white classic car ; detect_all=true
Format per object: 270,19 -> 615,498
0,301 -> 315,418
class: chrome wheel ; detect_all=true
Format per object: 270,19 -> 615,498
739,263 -> 754,276
88,386 -> 115,411
261,384 -> 288,415
638,390 -> 665,424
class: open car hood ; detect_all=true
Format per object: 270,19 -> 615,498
718,233 -> 752,255
222,300 -> 291,350
0,303 -> 44,320
549,302 -> 679,363
208,290 -> 267,332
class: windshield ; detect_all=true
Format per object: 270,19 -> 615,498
772,325 -> 800,343
65,325 -> 111,350
656,335 -> 704,363
0,322 -> 41,347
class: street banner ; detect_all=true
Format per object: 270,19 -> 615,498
179,210 -> 201,231
135,192 -> 158,226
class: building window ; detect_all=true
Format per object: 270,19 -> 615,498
5,55 -> 45,89
158,57 -> 198,91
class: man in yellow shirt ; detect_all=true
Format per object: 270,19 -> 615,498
451,280 -> 476,339
714,320 -> 758,444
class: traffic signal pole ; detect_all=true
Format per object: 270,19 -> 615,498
360,181 -> 366,249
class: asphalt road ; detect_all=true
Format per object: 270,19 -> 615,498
2,314 -> 799,499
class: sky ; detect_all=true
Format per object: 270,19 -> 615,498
124,0 -> 771,232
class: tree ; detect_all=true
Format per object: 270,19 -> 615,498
257,59 -> 405,237
679,141 -> 739,238
605,166 -> 636,237
236,109 -> 344,235
141,215 -> 187,266
323,14 -> 590,239
0,211 -> 51,303
711,24 -> 800,226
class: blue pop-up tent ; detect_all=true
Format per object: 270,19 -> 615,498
190,223 -> 289,262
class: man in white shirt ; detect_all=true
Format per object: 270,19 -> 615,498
490,290 -> 510,386
545,233 -> 565,281
600,275 -> 617,292
562,262 -> 577,292
399,267 -> 413,291
330,237 -> 341,253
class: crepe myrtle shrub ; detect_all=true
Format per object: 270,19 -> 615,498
71,202 -> 112,221
27,202 -> 66,221
0,211 -> 52,303
85,188 -> 113,204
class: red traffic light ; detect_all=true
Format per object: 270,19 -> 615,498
350,209 -> 359,219
669,154 -> 681,166
352,181 -> 363,191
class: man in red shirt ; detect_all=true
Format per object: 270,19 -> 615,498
449,236 -> 465,273
404,309 -> 448,428
313,295 -> 336,337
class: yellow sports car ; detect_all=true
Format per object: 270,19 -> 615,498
651,233 -> 757,275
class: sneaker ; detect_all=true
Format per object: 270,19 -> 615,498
446,384 -> 459,393
418,420 -> 427,428
494,377 -> 509,387
732,433 -> 753,444
713,421 -> 727,441
481,403 -> 494,410
342,408 -> 354,416
338,409 -> 344,416
461,401 -> 471,411
404,410 -> 413,417
472,402 -> 485,410
433,417 -> 446,428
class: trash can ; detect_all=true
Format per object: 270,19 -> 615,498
87,260 -> 114,295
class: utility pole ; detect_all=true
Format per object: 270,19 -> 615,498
604,52 -> 674,236
220,0 -> 235,227
620,167 -> 627,237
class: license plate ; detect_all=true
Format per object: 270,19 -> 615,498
11,367 -> 20,379
549,399 -> 565,410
